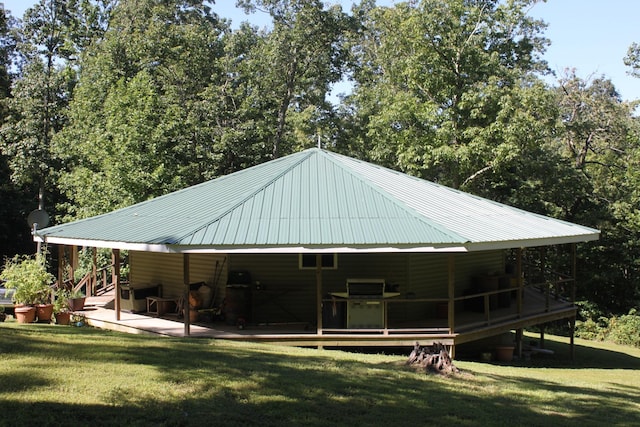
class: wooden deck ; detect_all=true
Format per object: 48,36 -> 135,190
79,286 -> 574,350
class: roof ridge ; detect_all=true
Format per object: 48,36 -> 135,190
172,149 -> 317,244
322,151 -> 469,243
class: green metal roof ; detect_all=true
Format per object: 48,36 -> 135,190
35,148 -> 599,252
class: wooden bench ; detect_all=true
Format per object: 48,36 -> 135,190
146,296 -> 178,316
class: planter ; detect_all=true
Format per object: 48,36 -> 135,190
14,306 -> 36,324
68,297 -> 86,311
495,346 -> 514,362
55,312 -> 71,325
36,303 -> 54,323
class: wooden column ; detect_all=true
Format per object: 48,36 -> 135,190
57,245 -> 64,289
516,248 -> 523,317
447,254 -> 455,334
316,254 -> 323,336
571,243 -> 577,303
569,316 -> 576,360
515,328 -> 523,359
183,253 -> 191,337
112,249 -> 121,321
70,246 -> 77,289
541,246 -> 549,311
91,248 -> 97,297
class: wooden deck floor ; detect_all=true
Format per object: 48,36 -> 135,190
80,287 -> 574,349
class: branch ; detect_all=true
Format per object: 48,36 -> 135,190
463,164 -> 493,186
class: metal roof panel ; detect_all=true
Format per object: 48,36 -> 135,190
36,148 -> 599,251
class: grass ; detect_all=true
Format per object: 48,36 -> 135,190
1,322 -> 639,426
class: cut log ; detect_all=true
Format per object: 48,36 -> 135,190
407,342 -> 459,375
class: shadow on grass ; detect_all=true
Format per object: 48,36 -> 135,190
1,323 -> 640,426
507,337 -> 640,370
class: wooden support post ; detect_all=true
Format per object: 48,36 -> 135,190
70,246 -> 77,290
183,253 -> 191,337
112,249 -> 121,321
515,328 -> 523,359
316,254 -> 323,336
569,316 -> 576,360
484,294 -> 490,324
516,248 -> 523,317
383,300 -> 389,335
571,243 -> 577,304
447,254 -> 455,335
57,245 -> 64,289
91,248 -> 97,297
540,324 -> 546,349
541,247 -> 549,311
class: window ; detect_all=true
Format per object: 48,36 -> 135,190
299,253 -> 338,270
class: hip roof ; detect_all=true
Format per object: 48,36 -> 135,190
35,148 -> 599,252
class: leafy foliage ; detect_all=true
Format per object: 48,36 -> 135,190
55,0 -> 227,218
344,0 -> 551,190
0,253 -> 55,304
554,72 -> 640,313
576,309 -> 640,348
0,7 -> 34,259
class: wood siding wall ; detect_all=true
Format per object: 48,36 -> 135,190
229,251 -> 504,325
129,250 -> 503,324
129,252 -> 228,307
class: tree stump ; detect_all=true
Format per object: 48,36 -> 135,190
407,342 -> 459,375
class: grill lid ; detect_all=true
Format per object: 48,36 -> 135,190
346,279 -> 385,297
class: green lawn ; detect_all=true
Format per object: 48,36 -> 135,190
1,322 -> 639,426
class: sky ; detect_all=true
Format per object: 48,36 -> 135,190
1,0 -> 639,101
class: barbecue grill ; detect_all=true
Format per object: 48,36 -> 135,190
342,279 -> 399,328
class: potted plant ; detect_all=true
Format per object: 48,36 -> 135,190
0,254 -> 55,323
53,288 -> 72,325
35,301 -> 55,323
67,288 -> 86,311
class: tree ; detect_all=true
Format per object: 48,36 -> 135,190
237,0 -> 354,158
555,72 -> 640,314
624,42 -> 640,79
0,6 -> 34,258
343,0 -> 551,195
55,0 -> 228,219
0,0 -> 91,257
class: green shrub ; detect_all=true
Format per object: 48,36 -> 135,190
575,317 -> 609,341
608,309 -> 640,348
576,309 -> 640,348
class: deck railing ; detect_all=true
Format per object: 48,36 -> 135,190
69,265 -> 121,297
320,275 -> 575,335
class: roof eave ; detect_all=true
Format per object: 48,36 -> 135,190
463,232 -> 600,252
35,231 -> 600,254
36,235 -> 470,253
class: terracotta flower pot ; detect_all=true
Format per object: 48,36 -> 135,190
14,306 -> 36,324
495,346 -> 514,362
68,297 -> 86,311
36,303 -> 54,323
55,311 -> 71,325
